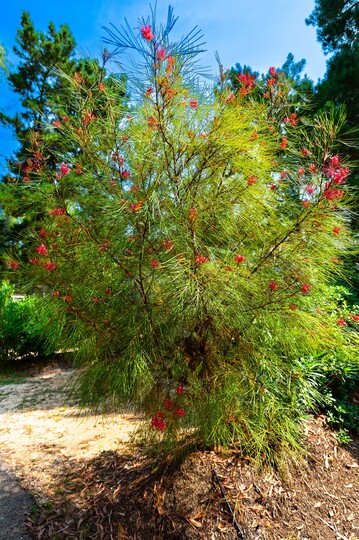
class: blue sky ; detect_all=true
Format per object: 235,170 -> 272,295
0,0 -> 327,169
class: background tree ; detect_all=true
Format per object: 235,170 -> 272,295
306,0 -> 359,133
4,8 -> 358,465
0,12 -> 125,267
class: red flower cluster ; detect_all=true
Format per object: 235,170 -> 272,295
49,208 -> 66,216
140,25 -> 154,41
60,163 -> 70,176
162,240 -> 174,250
157,47 -> 166,61
280,137 -> 288,150
36,244 -> 48,255
247,175 -> 257,185
301,283 -> 311,294
82,109 -> 95,125
333,227 -> 341,235
238,73 -> 256,95
52,120 -> 61,128
8,261 -> 19,269
195,255 -> 208,264
235,255 -> 245,263
189,99 -> 198,109
284,113 -> 298,126
269,183 -> 277,190
148,116 -> 159,129
323,187 -> 344,201
46,262 -> 56,271
337,319 -> 346,327
151,411 -> 166,431
323,156 -> 349,185
269,281 -> 278,291
151,259 -> 160,268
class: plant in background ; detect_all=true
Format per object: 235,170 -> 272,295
3,6 -> 358,465
0,282 -> 54,366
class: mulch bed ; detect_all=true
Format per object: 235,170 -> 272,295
26,416 -> 358,540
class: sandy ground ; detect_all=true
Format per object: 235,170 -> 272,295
0,364 -> 140,500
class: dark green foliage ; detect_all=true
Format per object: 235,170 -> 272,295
306,0 -> 359,53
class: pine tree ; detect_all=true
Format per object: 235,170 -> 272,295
0,12 -> 125,266
5,8 -> 358,465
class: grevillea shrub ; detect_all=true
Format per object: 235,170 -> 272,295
4,8 -> 358,464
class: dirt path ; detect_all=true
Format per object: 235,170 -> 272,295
0,364 -> 140,503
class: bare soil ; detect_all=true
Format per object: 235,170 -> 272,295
0,362 -> 358,539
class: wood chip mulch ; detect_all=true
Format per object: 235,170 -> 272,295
26,416 -> 359,540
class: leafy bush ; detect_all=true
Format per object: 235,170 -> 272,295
0,282 -> 54,366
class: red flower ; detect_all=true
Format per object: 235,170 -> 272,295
36,244 -> 48,255
333,227 -> 341,235
52,120 -> 61,128
157,47 -> 166,61
64,295 -> 73,303
105,288 -> 112,295
280,137 -> 288,150
337,319 -> 346,327
53,290 -> 60,297
39,228 -> 47,238
175,408 -> 186,417
151,260 -> 160,268
189,99 -> 198,109
176,386 -> 184,395
49,208 -> 66,216
269,66 -> 277,77
140,25 -> 154,41
164,400 -> 173,410
121,169 -> 131,178
195,255 -> 208,264
148,116 -> 159,129
269,281 -> 278,291
267,78 -> 276,88
301,148 -> 310,157
247,175 -> 257,185
235,255 -> 245,263
269,183 -> 277,190
284,113 -> 298,126
9,261 -> 19,269
289,304 -> 297,311
162,240 -> 174,250
76,165 -> 83,174
308,164 -> 317,173
60,163 -> 70,176
98,83 -> 106,92
352,314 -> 359,322
46,262 -> 56,271
305,185 -> 315,195
225,266 -> 233,272
82,109 -> 95,125
301,283 -> 311,294
323,187 -> 344,200
298,167 -> 305,176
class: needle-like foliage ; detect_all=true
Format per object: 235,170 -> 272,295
3,7 -> 358,466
